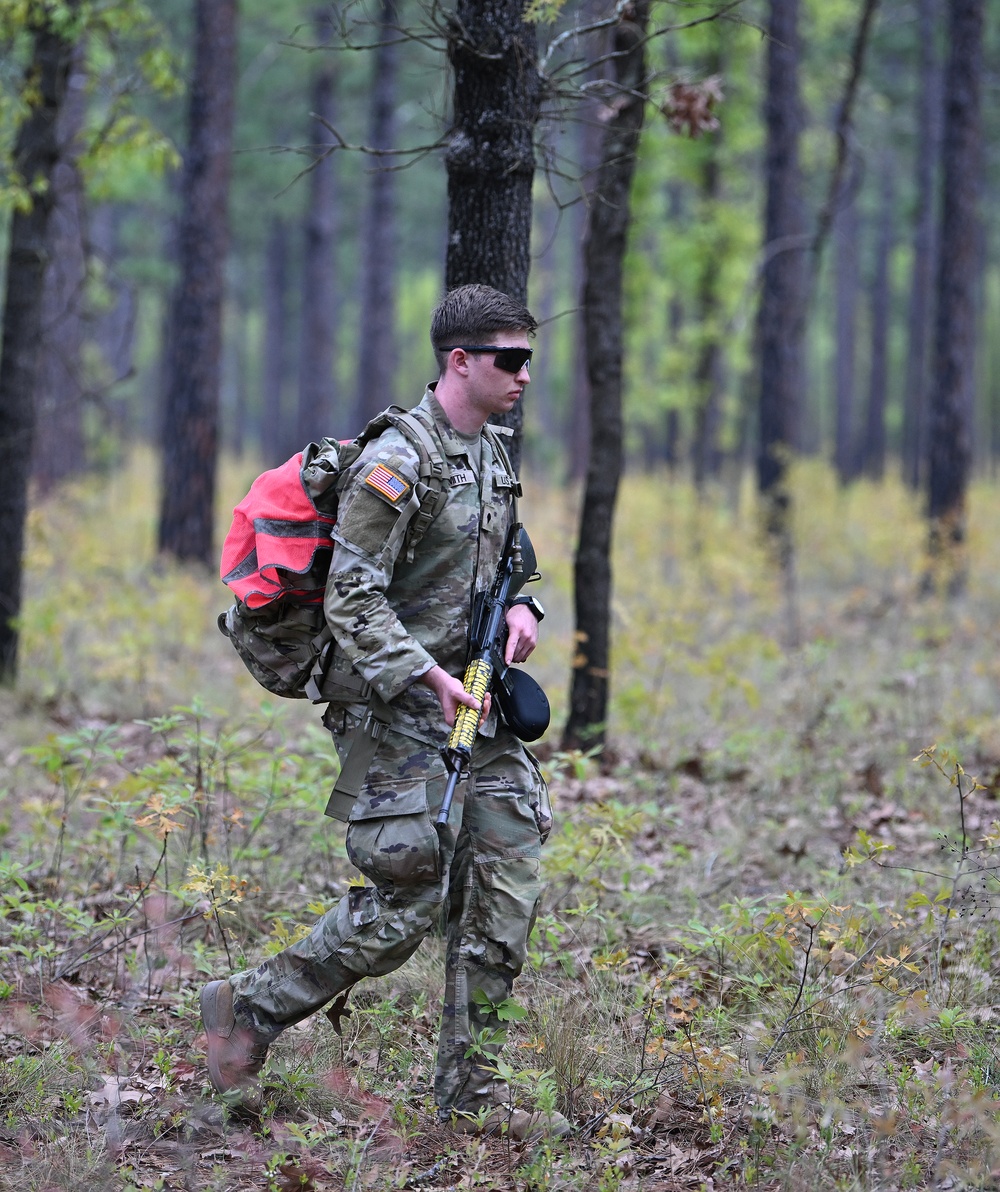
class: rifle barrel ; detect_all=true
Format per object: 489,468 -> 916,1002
437,767 -> 462,826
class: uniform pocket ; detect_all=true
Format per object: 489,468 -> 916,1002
526,750 -> 553,845
477,855 -> 542,972
346,777 -> 441,888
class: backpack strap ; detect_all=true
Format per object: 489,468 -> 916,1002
379,406 -> 451,563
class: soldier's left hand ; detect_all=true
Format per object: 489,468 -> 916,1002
505,603 -> 538,665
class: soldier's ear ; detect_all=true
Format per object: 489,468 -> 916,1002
449,347 -> 472,375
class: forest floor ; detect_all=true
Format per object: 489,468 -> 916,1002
5,453 -> 1000,1190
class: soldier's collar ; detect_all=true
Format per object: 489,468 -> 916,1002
423,386 -> 483,457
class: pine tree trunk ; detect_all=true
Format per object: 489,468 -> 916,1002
863,161 -> 894,480
355,0 -> 398,425
90,204 -> 137,442
925,0 -> 983,593
662,186 -> 685,472
0,7 -> 80,683
297,9 -> 338,446
756,0 -> 808,640
567,106 -> 602,483
692,81 -> 725,491
562,2 -> 649,752
32,51 -> 87,493
834,194 -> 859,484
901,0 -> 941,490
445,0 -> 541,474
157,0 -> 237,565
262,216 -> 290,465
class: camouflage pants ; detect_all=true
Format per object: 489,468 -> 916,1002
228,723 -> 551,1117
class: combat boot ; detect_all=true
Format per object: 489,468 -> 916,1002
200,979 -> 271,1112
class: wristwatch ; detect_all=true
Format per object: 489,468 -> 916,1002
510,594 -> 545,622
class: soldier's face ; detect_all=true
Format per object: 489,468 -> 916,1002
465,333 -> 532,418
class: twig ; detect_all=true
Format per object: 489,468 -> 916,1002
54,835 -> 170,979
934,765 -> 970,995
213,906 -> 234,971
681,1021 -> 709,1110
55,905 -> 203,981
348,1112 -> 388,1192
545,0 -> 751,81
759,922 -> 815,1070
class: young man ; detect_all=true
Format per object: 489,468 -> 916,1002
201,285 -> 568,1138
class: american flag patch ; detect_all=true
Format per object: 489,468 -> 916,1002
364,463 -> 410,503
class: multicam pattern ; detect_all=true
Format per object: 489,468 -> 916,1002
227,388 -> 552,1116
229,726 -> 551,1113
323,387 -> 515,743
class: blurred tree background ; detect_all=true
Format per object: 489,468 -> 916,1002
6,8 -> 1000,1184
0,0 -> 996,713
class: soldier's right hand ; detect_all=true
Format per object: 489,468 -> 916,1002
418,665 -> 491,727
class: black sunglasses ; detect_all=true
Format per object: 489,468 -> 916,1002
449,345 -> 533,374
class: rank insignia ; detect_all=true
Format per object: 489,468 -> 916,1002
365,463 -> 410,503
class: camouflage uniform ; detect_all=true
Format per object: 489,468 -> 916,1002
228,387 -> 552,1117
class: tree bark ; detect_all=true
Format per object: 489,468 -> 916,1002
756,0 -> 808,637
32,50 -> 87,493
925,0 -> 983,592
445,0 -> 541,473
297,9 -> 338,446
692,61 -> 725,492
0,6 -> 80,682
901,0 -> 941,490
562,1 -> 649,752
157,0 -> 237,565
833,194 -> 859,484
355,0 -> 399,425
862,160 -> 894,480
567,96 -> 603,483
567,5 -> 606,483
90,204 -> 137,442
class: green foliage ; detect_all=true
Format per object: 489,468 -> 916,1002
0,0 -> 180,212
523,0 -> 568,23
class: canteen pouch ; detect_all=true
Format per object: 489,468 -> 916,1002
494,667 -> 550,743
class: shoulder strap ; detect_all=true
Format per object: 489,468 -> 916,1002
390,408 -> 452,562
351,405 -> 451,563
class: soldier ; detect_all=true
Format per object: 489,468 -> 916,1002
200,285 -> 569,1140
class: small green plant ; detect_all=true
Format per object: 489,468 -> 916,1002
472,990 -> 528,1023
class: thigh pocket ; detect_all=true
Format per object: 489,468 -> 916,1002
478,856 -> 542,971
346,778 -> 441,888
526,750 -> 553,845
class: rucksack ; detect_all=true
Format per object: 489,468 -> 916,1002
218,406 -> 450,701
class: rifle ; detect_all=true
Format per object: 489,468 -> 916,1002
436,524 -> 550,827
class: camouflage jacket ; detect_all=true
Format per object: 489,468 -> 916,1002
324,386 -> 518,745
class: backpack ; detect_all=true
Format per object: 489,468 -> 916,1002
218,406 -> 449,701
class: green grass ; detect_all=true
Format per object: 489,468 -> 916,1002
4,451 -> 1000,1189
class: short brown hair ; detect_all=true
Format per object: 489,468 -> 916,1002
430,284 -> 537,373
